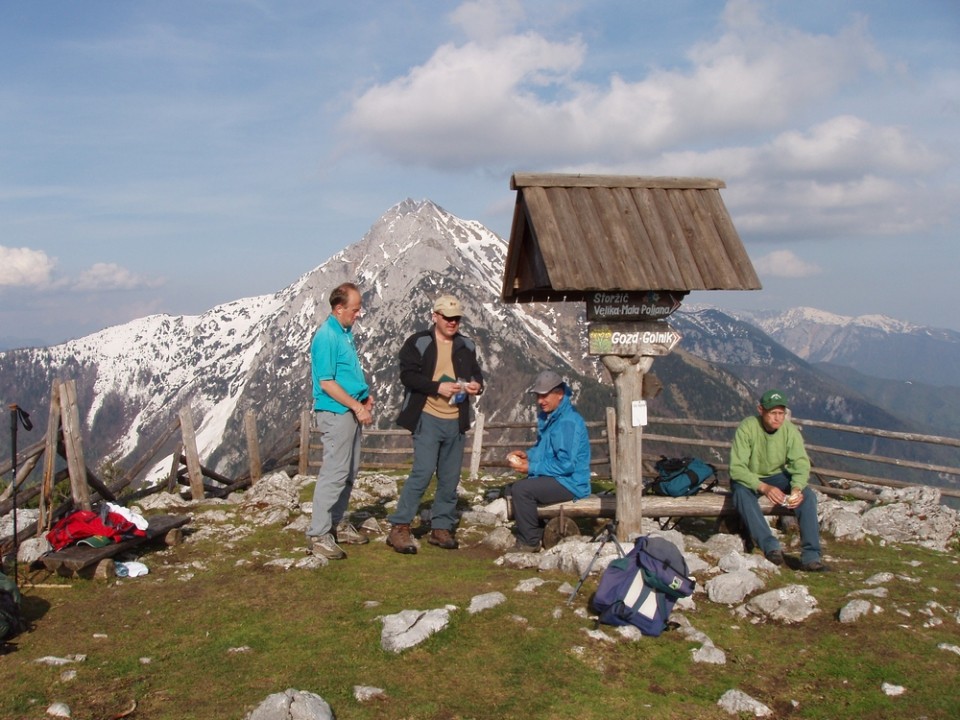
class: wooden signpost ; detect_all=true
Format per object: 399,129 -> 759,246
586,297 -> 685,539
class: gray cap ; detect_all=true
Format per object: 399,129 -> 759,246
528,370 -> 565,394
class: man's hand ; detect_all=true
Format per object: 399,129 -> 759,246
353,398 -> 374,426
506,450 -> 528,473
759,482 -> 786,505
437,381 -> 461,398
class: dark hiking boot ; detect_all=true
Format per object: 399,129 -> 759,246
764,549 -> 784,566
427,528 -> 459,550
800,559 -> 830,572
386,524 -> 418,554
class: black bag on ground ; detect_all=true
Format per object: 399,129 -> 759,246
0,571 -> 26,642
651,456 -> 717,497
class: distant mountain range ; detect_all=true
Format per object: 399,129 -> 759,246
1,200 -> 957,487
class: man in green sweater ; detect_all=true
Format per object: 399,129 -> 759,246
729,389 -> 828,572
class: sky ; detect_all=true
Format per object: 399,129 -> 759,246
1,0 -> 958,348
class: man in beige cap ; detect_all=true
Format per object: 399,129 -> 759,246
387,294 -> 484,554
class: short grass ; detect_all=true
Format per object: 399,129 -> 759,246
2,478 -> 958,720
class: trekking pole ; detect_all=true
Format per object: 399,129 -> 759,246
7,404 -> 32,588
566,521 -> 624,606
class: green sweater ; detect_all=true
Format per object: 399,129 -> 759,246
729,415 -> 811,491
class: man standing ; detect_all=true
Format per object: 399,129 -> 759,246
729,389 -> 828,572
505,370 -> 591,553
386,295 -> 484,554
306,282 -> 375,560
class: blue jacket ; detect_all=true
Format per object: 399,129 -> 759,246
526,388 -> 591,498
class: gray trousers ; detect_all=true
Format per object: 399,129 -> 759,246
506,476 -> 575,547
307,410 -> 362,538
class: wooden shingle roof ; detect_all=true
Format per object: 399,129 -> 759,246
501,173 -> 761,302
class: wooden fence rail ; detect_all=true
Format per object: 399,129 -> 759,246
291,409 -> 960,500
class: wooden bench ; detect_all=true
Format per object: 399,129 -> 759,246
533,491 -> 791,520
508,491 -> 794,547
42,514 -> 191,579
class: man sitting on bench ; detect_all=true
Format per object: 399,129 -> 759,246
729,389 -> 828,572
504,370 -> 591,553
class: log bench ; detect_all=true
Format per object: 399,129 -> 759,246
506,491 -> 795,547
41,514 -> 191,579
534,490 -> 792,520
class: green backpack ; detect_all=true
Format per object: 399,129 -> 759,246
0,571 -> 26,641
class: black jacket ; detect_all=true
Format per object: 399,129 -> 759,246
395,328 -> 484,434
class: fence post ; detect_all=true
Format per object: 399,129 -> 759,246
299,408 -> 312,476
177,407 -> 206,500
244,408 -> 262,484
59,379 -> 91,511
39,381 -> 61,531
469,411 -> 485,480
167,441 -> 183,492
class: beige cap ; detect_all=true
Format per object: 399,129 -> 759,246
433,295 -> 464,317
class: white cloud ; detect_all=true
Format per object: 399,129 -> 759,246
0,247 -> 163,293
68,263 -> 165,292
449,0 -> 526,43
343,0 -> 885,167
0,245 -> 56,287
753,249 -> 821,278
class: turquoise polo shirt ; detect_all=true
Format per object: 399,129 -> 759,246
311,314 -> 369,413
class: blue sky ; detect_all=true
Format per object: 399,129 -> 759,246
1,0 -> 958,347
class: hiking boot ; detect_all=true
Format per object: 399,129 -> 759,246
800,559 -> 830,572
336,521 -> 369,545
310,533 -> 346,560
511,541 -> 540,554
427,528 -> 459,550
386,524 -> 417,555
764,549 -> 784,566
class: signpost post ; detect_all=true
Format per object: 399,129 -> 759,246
588,301 -> 684,540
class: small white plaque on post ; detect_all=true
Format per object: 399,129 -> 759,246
631,400 -> 647,427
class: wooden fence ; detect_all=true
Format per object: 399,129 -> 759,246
290,408 -> 960,502
4,391 -> 959,555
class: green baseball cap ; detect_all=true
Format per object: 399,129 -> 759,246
760,389 -> 788,410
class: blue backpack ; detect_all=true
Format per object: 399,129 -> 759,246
591,535 -> 695,637
651,456 -> 717,497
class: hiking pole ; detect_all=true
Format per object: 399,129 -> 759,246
566,521 -> 625,606
7,404 -> 32,588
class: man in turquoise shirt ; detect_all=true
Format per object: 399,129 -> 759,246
307,282 -> 374,560
729,389 -> 828,572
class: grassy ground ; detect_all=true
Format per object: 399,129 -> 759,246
1,477 -> 958,720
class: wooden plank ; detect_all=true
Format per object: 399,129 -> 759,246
244,408 -> 262,485
177,407 -> 206,500
119,414 -> 181,488
41,514 -> 191,575
59,380 -> 91,511
512,173 -> 726,190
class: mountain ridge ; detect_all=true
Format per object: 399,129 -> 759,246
1,200 -> 956,488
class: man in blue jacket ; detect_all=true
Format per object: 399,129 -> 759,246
505,370 -> 591,552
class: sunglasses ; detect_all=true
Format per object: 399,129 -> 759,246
437,313 -> 462,323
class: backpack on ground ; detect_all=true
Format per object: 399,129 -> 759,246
650,456 -> 717,497
0,571 -> 26,642
591,535 -> 695,637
